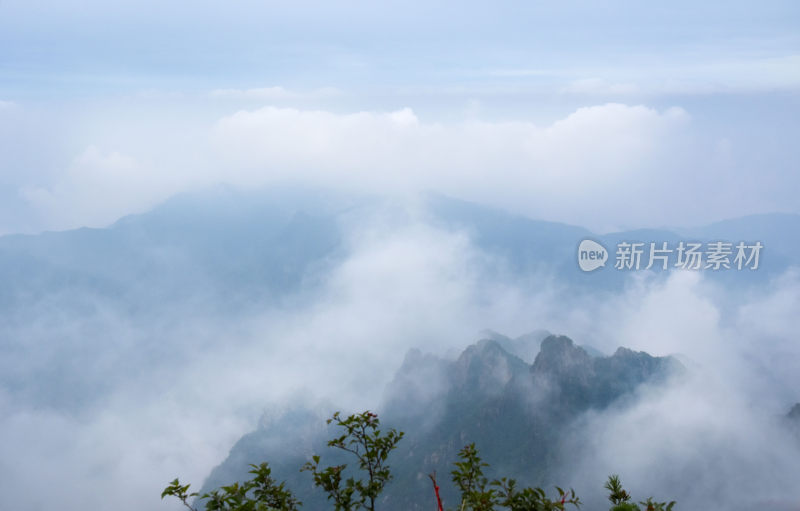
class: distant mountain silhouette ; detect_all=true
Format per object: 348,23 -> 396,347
3,188 -> 795,319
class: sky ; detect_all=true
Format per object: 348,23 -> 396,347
1,0 -> 799,234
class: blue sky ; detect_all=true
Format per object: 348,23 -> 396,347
2,1 -> 799,98
0,0 -> 799,233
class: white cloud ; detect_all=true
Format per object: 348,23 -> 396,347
210,103 -> 690,230
17,102 -> 696,232
19,146 -> 180,230
496,54 -> 800,96
543,267 -> 800,508
567,373 -> 800,508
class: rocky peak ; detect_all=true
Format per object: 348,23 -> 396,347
383,348 -> 450,412
452,339 -> 528,394
531,335 -> 593,376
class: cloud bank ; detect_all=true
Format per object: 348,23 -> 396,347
7,101 -> 726,233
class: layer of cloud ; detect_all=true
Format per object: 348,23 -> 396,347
19,146 -> 166,229
509,54 -> 800,96
211,103 -> 688,192
15,102 -> 702,232
549,269 -> 800,509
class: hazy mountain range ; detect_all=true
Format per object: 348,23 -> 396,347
3,185 -> 797,319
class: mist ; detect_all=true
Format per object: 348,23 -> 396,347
0,193 -> 798,510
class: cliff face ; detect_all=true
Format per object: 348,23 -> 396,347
202,333 -> 683,511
